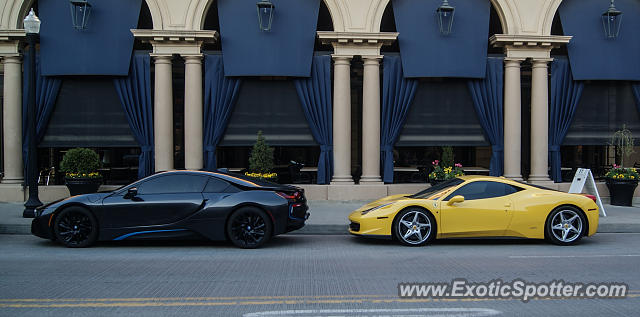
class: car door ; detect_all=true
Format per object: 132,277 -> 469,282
439,181 -> 520,237
102,174 -> 208,228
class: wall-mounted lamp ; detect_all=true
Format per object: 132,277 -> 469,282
70,0 -> 92,30
257,0 -> 275,32
436,0 -> 455,35
602,0 -> 622,39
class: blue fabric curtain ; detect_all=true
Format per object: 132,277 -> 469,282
467,58 -> 504,176
113,53 -> 154,179
633,82 -> 640,113
22,53 -> 62,183
380,56 -> 418,183
294,55 -> 333,184
203,55 -> 242,170
549,58 -> 584,182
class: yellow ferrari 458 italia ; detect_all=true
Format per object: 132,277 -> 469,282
348,176 -> 599,246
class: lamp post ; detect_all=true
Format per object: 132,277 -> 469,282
602,0 -> 622,39
256,0 -> 275,32
436,0 -> 455,36
23,8 -> 41,218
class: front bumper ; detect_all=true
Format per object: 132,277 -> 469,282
348,210 -> 393,237
31,214 -> 54,240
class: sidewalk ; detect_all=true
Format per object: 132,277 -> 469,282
2,201 -> 640,236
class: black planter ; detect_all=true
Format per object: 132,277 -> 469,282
605,178 -> 638,206
429,179 -> 446,186
65,177 -> 103,196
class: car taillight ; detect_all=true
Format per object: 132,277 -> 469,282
277,191 -> 301,201
583,194 -> 597,202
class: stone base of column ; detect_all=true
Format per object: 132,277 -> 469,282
503,174 -> 524,181
528,174 -> 551,182
359,176 -> 383,184
330,176 -> 354,185
1,177 -> 24,184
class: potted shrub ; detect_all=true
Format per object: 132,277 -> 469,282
605,125 -> 637,206
245,131 -> 278,182
605,165 -> 638,206
59,148 -> 103,196
428,160 -> 464,185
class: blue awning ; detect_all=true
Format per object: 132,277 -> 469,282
39,0 -> 142,76
392,0 -> 490,78
217,0 -> 320,77
559,0 -> 640,81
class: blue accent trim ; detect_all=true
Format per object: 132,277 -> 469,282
113,229 -> 187,241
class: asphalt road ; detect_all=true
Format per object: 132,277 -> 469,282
1,233 -> 639,316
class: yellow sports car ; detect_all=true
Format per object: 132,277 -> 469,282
348,176 -> 599,246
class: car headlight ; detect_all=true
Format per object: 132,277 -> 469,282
361,202 -> 394,215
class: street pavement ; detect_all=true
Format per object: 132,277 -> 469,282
0,234 -> 639,316
2,200 -> 640,235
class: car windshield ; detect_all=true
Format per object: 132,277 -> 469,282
409,178 -> 465,199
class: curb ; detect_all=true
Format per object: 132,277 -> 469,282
1,223 -> 639,236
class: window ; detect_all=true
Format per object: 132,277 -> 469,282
204,177 -> 230,193
444,181 -> 521,201
138,174 -> 208,194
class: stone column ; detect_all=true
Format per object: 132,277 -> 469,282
152,55 -> 174,172
183,55 -> 203,170
2,56 -> 24,184
529,58 -> 553,182
360,56 -> 383,184
503,58 -> 524,181
330,55 -> 354,184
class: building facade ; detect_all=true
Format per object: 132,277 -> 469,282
1,0 -> 639,201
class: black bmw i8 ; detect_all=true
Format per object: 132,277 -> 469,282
31,170 -> 309,248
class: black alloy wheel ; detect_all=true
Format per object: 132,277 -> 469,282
227,207 -> 273,249
53,207 -> 98,248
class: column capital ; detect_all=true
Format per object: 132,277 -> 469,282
332,55 -> 353,63
1,55 -> 22,63
362,55 -> 383,61
182,54 -> 203,63
531,58 -> 554,67
151,54 -> 173,63
504,57 -> 525,63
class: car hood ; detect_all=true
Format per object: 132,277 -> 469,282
354,194 -> 408,213
37,192 -> 111,216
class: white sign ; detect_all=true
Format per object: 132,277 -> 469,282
568,168 -> 606,217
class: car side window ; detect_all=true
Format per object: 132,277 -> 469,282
137,174 -> 208,194
203,177 -> 230,193
444,181 -> 521,201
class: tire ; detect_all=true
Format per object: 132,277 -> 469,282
53,206 -> 98,248
227,207 -> 273,249
392,208 -> 436,246
545,206 -> 586,246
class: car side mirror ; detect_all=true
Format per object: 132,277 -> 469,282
447,195 -> 465,206
124,187 -> 138,199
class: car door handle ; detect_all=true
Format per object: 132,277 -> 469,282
504,202 -> 511,208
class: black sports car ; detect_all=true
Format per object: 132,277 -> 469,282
31,170 -> 309,248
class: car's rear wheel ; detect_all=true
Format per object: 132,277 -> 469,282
545,206 -> 586,246
53,207 -> 98,248
227,207 -> 273,249
392,208 -> 436,246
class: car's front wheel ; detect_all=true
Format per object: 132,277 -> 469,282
392,208 -> 436,246
227,207 -> 273,249
545,206 -> 586,246
53,207 -> 98,248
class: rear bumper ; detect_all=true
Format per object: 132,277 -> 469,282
31,215 -> 53,240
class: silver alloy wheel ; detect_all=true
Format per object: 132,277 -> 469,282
550,209 -> 583,243
397,210 -> 432,245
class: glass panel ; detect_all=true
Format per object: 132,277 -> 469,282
138,174 -> 208,194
